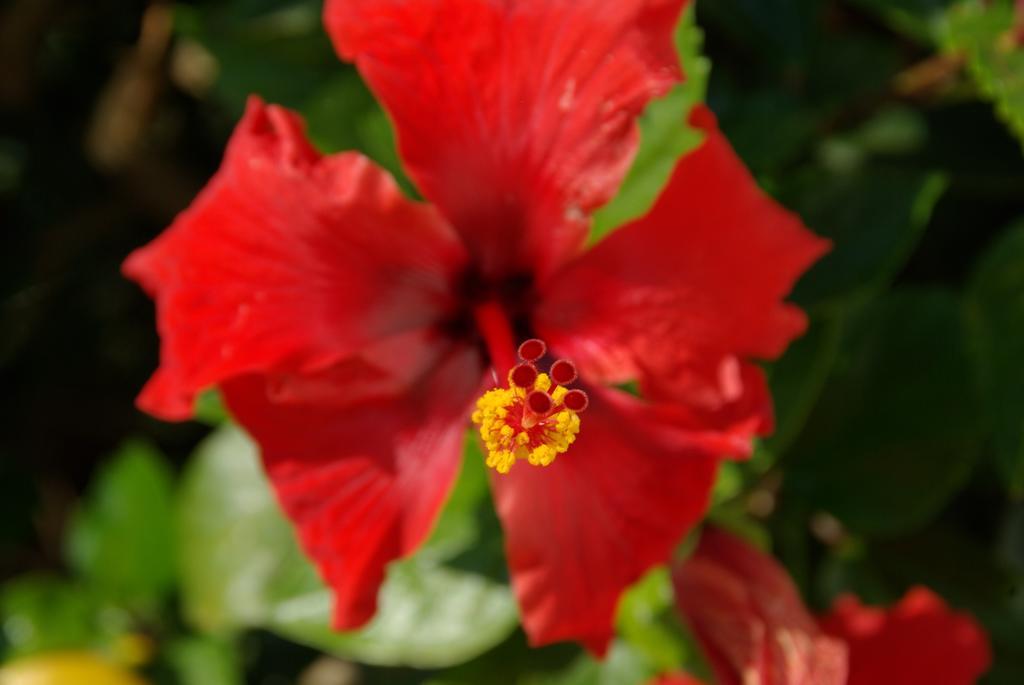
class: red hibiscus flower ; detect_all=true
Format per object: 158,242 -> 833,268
664,528 -> 991,684
124,0 -> 825,653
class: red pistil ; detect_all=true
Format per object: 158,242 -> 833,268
563,389 -> 589,413
473,300 -> 518,379
521,339 -> 589,415
473,336 -> 590,471
518,338 -> 547,362
511,362 -> 539,388
550,359 -> 578,385
527,390 -> 554,415
509,336 -> 591,419
522,390 -> 554,429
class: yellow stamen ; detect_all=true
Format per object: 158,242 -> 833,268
471,372 -> 583,474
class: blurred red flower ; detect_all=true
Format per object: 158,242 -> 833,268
664,528 -> 991,684
820,587 -> 992,685
672,527 -> 848,685
124,0 -> 824,653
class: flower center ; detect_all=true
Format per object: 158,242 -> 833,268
471,339 -> 589,474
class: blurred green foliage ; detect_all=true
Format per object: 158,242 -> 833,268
944,1 -> 1024,149
3,0 -> 1024,683
969,221 -> 1024,494
786,288 -> 985,535
66,441 -> 177,612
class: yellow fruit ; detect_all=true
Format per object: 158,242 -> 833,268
0,652 -> 147,685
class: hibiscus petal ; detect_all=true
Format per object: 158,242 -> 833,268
260,327 -> 456,410
819,587 -> 991,685
221,343 -> 483,629
124,97 -> 467,420
537,106 -> 827,444
672,528 -> 849,685
489,387 -> 719,654
640,355 -> 775,456
324,0 -> 689,279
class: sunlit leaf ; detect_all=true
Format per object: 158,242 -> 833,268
177,425 -> 517,668
614,567 -> 703,678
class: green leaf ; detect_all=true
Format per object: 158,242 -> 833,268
194,389 -> 228,426
177,425 -> 518,668
0,577 -> 121,660
428,636 -> 652,685
814,106 -> 930,174
713,86 -> 818,175
968,220 -> 1024,493
614,566 -> 710,680
425,435 -> 493,558
301,74 -> 407,186
615,568 -> 680,675
590,3 -> 709,239
849,105 -> 930,156
846,0 -> 957,44
268,557 -> 518,669
423,631 -> 580,685
65,441 -> 176,611
174,0 -> 339,116
176,426 -> 294,633
943,0 -> 1024,149
174,1 -> 411,190
765,313 -> 845,456
531,642 -> 654,685
164,636 -> 243,685
785,289 -> 986,535
785,168 -> 948,309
